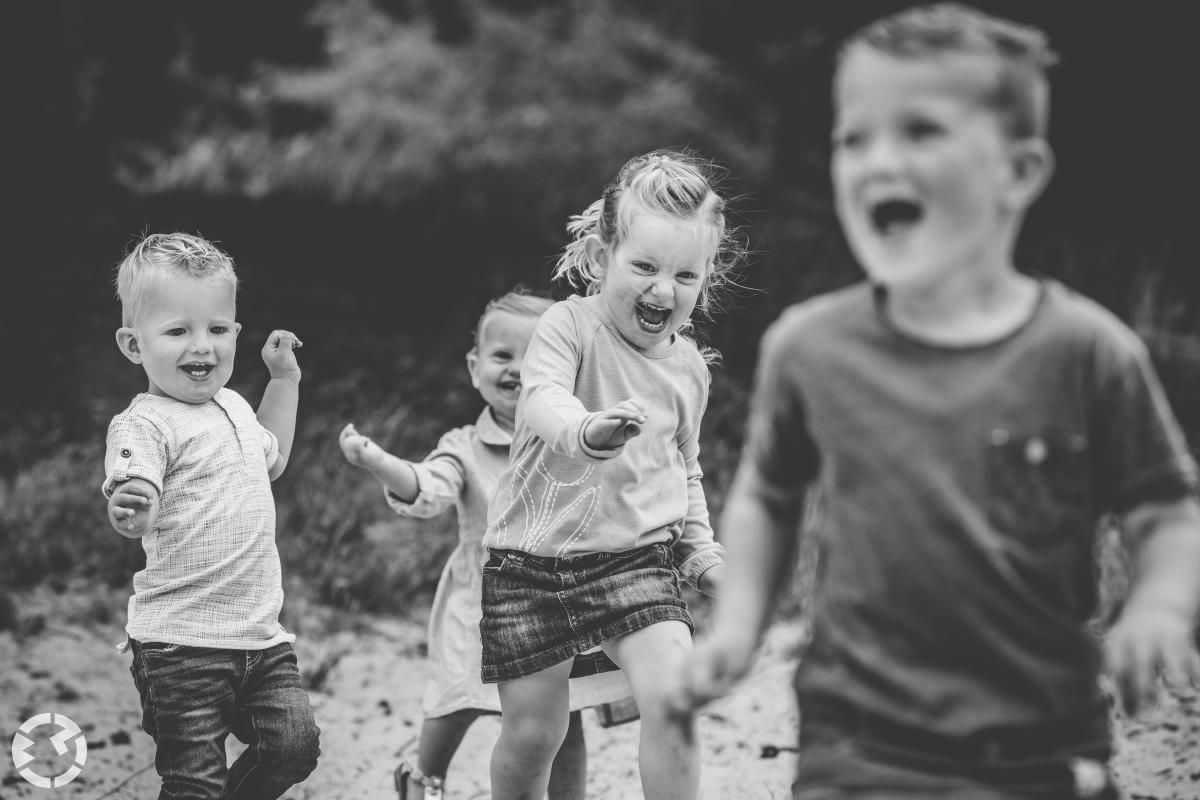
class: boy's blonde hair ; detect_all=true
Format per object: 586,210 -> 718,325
114,232 -> 239,327
838,3 -> 1058,139
553,149 -> 742,322
472,288 -> 555,350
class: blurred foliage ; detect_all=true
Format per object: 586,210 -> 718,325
119,0 -> 773,237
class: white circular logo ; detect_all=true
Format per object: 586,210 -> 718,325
11,713 -> 88,789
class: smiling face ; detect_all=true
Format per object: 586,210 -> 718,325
467,310 -> 541,432
592,212 -> 714,353
832,47 -> 1030,291
116,275 -> 241,404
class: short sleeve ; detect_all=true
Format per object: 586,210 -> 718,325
260,425 -> 280,473
102,411 -> 169,498
1092,327 -> 1199,511
739,317 -> 821,508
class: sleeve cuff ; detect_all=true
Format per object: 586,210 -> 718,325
679,550 -> 725,588
578,413 -> 623,461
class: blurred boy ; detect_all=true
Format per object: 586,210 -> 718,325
680,4 -> 1200,798
103,232 -> 319,799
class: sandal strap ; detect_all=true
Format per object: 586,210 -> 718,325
396,758 -> 445,798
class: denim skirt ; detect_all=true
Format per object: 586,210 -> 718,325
480,542 -> 693,683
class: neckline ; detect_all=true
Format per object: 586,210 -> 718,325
871,277 -> 1049,353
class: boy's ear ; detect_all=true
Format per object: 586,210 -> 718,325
465,348 -> 481,389
583,235 -> 608,274
115,328 -> 142,364
1005,138 -> 1055,210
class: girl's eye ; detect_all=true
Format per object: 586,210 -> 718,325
166,328 -> 186,336
632,261 -> 655,274
677,271 -> 700,283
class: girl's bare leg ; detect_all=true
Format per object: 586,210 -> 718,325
491,659 -> 574,800
404,709 -> 482,794
546,710 -> 587,800
603,621 -> 699,800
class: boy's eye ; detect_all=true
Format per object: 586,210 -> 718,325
211,326 -> 229,335
165,327 -> 186,336
832,129 -> 864,151
904,119 -> 943,141
492,350 -> 512,361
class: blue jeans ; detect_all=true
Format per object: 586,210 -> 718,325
130,640 -> 320,800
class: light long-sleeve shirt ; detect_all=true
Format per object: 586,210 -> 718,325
484,294 -> 724,586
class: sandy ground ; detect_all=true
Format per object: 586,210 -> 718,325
2,585 -> 1198,800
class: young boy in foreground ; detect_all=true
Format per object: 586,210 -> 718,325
681,5 -> 1200,798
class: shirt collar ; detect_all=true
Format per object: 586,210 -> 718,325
475,406 -> 513,447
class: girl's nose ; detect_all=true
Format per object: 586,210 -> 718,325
650,279 -> 674,301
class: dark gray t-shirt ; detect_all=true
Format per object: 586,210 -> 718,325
743,279 -> 1197,745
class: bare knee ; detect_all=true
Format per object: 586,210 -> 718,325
500,710 -> 569,764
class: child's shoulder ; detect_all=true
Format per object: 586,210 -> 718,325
767,282 -> 876,349
1038,279 -> 1147,356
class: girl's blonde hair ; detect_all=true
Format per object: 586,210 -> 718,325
552,149 -> 742,323
114,232 -> 239,327
472,287 -> 555,351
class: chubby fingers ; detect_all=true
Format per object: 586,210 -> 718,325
265,330 -> 304,351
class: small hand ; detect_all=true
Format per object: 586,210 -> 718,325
338,422 -> 384,469
1105,593 -> 1200,717
262,330 -> 303,382
583,400 -> 646,451
109,483 -> 156,536
668,627 -> 758,715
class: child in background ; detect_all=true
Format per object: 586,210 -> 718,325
482,150 -> 733,800
103,232 -> 319,799
681,4 -> 1200,799
338,289 -> 634,800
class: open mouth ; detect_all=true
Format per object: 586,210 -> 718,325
869,198 -> 923,237
498,379 -> 521,393
180,362 -> 215,380
635,301 -> 672,333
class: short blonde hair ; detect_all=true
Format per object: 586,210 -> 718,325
114,232 -> 239,326
838,3 -> 1057,139
472,288 -> 555,351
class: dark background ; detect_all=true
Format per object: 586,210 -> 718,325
6,0 -> 1199,613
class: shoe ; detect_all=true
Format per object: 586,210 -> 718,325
394,757 -> 445,799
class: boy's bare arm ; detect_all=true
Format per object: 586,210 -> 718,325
337,423 -> 420,503
1106,495 -> 1200,716
107,478 -> 160,538
257,330 -> 303,479
678,470 -> 805,710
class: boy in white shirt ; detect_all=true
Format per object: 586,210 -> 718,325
103,232 -> 319,799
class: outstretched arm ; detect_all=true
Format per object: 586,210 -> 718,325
107,477 -> 160,538
338,422 -> 420,503
257,330 -> 302,479
1106,496 -> 1200,716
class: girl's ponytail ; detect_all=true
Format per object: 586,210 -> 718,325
553,198 -> 606,294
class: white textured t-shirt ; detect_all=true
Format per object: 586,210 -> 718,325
102,388 -> 293,649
